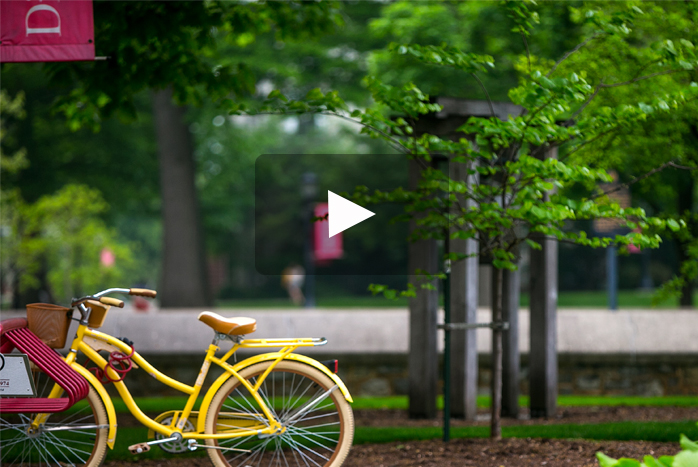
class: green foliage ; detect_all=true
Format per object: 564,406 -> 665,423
554,1 -> 698,304
2,185 -> 137,305
597,432 -> 698,467
0,90 -> 28,174
241,0 -> 698,300
43,1 -> 343,131
368,1 -> 581,101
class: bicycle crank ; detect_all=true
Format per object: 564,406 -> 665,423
186,439 -> 251,453
129,433 -> 183,454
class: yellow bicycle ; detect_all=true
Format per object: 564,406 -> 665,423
0,287 -> 354,467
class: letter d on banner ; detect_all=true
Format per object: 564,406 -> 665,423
26,4 -> 62,36
1,0 -> 95,63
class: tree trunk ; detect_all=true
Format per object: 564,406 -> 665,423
491,266 -> 503,440
152,88 -> 211,307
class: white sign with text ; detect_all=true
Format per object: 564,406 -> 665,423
0,354 -> 37,397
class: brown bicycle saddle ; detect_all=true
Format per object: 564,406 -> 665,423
197,311 -> 256,335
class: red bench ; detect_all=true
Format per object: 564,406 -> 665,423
0,318 -> 89,413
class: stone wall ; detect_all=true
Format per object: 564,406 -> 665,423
113,352 -> 698,398
4,307 -> 696,398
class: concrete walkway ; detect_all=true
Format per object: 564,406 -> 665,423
4,307 -> 694,355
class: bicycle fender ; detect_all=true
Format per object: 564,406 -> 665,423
70,362 -> 118,449
197,353 -> 353,434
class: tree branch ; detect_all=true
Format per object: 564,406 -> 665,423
547,33 -> 602,78
521,31 -> 531,73
561,127 -> 618,161
597,69 -> 680,88
471,72 -> 496,118
567,64 -> 684,123
568,85 -> 601,121
251,109 -> 411,155
592,161 -> 698,200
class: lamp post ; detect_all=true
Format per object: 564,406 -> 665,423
302,172 -> 317,308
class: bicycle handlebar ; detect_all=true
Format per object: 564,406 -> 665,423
129,288 -> 157,298
99,297 -> 125,308
71,287 -> 157,308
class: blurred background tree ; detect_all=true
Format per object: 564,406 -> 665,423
551,1 -> 698,306
1,91 -> 137,307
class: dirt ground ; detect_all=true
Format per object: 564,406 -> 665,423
106,406 -> 694,467
104,438 -> 680,467
342,437 -> 680,467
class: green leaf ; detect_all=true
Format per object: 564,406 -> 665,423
667,219 -> 682,232
673,451 -> 698,467
679,39 -> 694,50
615,459 -> 643,467
658,456 -> 675,467
643,456 -> 667,467
597,452 -> 619,467
679,434 -> 698,452
525,238 -> 543,250
305,88 -> 325,100
267,89 -> 288,102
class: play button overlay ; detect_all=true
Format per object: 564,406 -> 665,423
255,153 -> 408,275
328,191 -> 375,238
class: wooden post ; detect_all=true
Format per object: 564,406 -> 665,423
529,146 -> 558,419
501,266 -> 520,418
409,98 -> 523,421
408,159 -> 439,419
449,160 -> 479,420
490,266 -> 504,439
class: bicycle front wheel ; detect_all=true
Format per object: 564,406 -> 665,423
0,370 -> 109,467
204,360 -> 354,467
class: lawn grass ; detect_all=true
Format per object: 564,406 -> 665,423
216,290 -> 697,309
354,395 -> 698,410
105,421 -> 698,461
353,421 -> 698,445
109,395 -> 698,414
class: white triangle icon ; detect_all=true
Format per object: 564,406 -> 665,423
328,190 -> 376,238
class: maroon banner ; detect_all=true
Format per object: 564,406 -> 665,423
313,203 -> 343,263
1,0 -> 94,63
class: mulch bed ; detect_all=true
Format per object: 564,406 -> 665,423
342,437 -> 679,467
104,438 -> 679,467
107,406 -> 693,466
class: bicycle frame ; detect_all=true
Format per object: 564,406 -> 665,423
36,321 -> 351,449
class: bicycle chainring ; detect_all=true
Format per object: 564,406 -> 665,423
155,416 -> 195,453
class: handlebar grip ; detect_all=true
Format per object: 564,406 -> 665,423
129,288 -> 157,298
100,297 -> 124,308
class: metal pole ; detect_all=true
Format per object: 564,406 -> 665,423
302,172 -> 317,308
607,245 -> 617,311
443,260 -> 451,442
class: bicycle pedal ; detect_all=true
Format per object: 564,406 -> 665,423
128,442 -> 151,454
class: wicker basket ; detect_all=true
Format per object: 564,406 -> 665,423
26,303 -> 73,349
86,300 -> 110,329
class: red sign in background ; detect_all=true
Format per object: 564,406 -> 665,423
1,0 -> 94,63
313,203 -> 343,263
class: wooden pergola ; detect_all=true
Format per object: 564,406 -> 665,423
408,97 -> 558,420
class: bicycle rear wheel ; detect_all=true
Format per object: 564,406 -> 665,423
204,360 -> 354,467
0,369 -> 108,467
